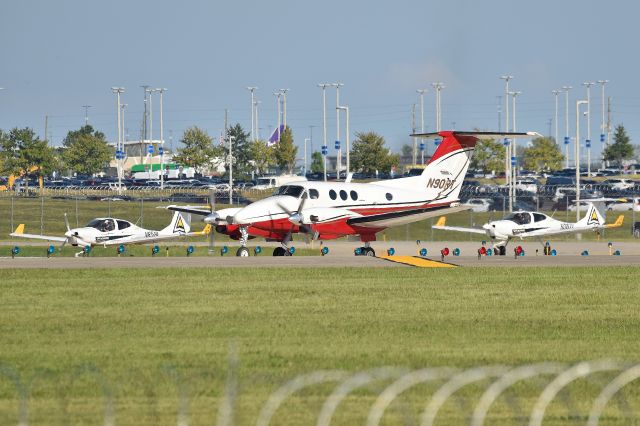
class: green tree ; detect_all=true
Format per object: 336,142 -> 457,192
62,125 -> 112,175
604,124 -> 634,167
226,124 -> 252,177
172,126 -> 221,174
0,127 -> 56,189
350,131 -> 399,174
522,136 -> 564,172
469,138 -> 506,175
310,151 -> 323,173
248,139 -> 274,175
401,144 -> 413,157
272,126 -> 298,174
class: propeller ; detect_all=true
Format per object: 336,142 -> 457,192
62,213 -> 71,247
277,195 -> 315,244
208,189 -> 216,254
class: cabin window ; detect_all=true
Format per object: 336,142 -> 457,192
350,190 -> 358,201
309,189 -> 319,199
329,189 -> 337,200
116,220 -> 131,230
385,193 -> 393,201
533,213 -> 546,222
339,190 -> 348,200
276,185 -> 305,198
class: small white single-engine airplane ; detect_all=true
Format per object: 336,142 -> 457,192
168,130 -> 539,257
10,211 -> 207,248
433,202 -> 624,255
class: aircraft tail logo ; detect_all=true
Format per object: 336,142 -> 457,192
174,214 -> 186,233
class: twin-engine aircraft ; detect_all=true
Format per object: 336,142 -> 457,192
10,211 -> 206,248
433,202 -> 624,255
169,130 -> 539,257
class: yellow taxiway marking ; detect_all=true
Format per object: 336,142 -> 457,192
377,255 -> 457,268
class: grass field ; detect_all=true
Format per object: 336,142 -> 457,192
1,266 -> 639,425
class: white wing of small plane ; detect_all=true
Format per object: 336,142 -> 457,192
9,225 -> 67,242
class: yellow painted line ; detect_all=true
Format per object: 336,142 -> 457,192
377,255 -> 457,268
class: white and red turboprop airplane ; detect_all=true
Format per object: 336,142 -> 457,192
168,131 -> 539,257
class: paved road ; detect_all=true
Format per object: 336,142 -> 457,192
0,253 -> 637,269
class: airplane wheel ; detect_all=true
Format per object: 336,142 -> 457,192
499,246 -> 506,256
365,247 -> 376,257
236,247 -> 250,257
273,247 -> 287,256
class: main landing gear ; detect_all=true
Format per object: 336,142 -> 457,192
272,246 -> 292,256
236,226 -> 250,257
354,242 -> 375,257
494,246 -> 507,256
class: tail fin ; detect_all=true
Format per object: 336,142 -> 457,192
577,203 -> 605,227
161,211 -> 192,235
435,216 -> 446,227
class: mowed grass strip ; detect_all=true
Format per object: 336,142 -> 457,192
0,266 -> 639,425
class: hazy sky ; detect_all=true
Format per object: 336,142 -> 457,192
1,0 -> 638,162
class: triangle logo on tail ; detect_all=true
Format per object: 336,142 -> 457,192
587,208 -> 600,225
174,214 -> 186,233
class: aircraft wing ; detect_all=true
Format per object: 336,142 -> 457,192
166,205 -> 211,216
10,224 -> 67,242
347,205 -> 470,229
432,225 -> 487,235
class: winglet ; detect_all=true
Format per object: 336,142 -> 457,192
13,224 -> 25,235
435,216 -> 446,227
605,215 -> 624,228
189,224 -> 212,236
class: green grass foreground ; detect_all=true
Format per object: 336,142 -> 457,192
1,267 -> 639,424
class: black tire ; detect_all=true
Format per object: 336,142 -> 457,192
236,247 -> 250,257
499,246 -> 506,256
365,247 -> 376,257
273,247 -> 286,256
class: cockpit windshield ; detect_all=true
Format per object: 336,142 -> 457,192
86,219 -> 116,232
275,185 -> 305,198
504,212 -> 531,225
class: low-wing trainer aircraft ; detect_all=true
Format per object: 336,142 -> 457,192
433,202 -> 623,255
168,131 -> 539,257
10,211 -> 207,248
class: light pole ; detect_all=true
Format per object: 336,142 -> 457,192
510,90 -> 522,212
583,82 -> 595,175
82,105 -> 92,126
146,88 -> 156,151
417,89 -> 427,162
431,82 -> 445,131
140,85 -> 150,142
337,105 -> 350,175
330,83 -> 344,179
273,91 -> 282,141
280,88 -> 290,129
562,86 -> 572,168
247,87 -> 257,141
500,75 -> 513,187
597,80 -> 609,169
318,83 -> 331,181
303,138 -> 310,175
228,135 -> 235,203
254,100 -> 261,141
552,90 -> 560,144
111,87 -> 125,192
157,88 -> 167,188
576,100 -> 588,220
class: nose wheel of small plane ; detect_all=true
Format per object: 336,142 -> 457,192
355,247 -> 375,256
236,247 -> 250,257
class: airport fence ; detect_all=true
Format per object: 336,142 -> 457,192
1,185 -> 638,243
1,359 -> 639,425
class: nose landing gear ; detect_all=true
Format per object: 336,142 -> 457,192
354,242 -> 375,256
236,226 -> 250,257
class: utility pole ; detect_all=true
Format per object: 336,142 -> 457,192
500,76 -> 513,193
157,88 -> 167,188
254,100 -> 261,141
431,82 -> 445,131
411,103 -> 417,166
332,83 -> 343,178
417,88 -> 427,160
597,80 -> 609,169
111,87 -> 125,193
82,105 -> 91,126
140,85 -> 150,142
280,88 -> 290,129
576,100 -> 588,220
496,96 -> 502,132
247,86 -> 257,141
337,105 -> 350,175
318,83 -> 331,181
552,90 -> 560,144
562,86 -> 572,168
273,91 -> 282,142
510,90 -> 522,212
583,82 -> 595,175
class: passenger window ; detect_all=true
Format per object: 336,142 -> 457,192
533,213 -> 546,222
350,190 -> 358,201
116,220 -> 131,230
386,193 -> 393,201
329,189 -> 337,200
339,190 -> 348,201
309,189 -> 319,199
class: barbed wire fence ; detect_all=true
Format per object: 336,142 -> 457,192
1,359 -> 639,425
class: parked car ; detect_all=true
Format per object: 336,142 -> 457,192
462,198 -> 492,212
604,179 -> 635,191
514,178 -> 539,194
606,197 -> 640,212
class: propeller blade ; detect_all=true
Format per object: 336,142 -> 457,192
64,213 -> 70,232
276,201 -> 293,217
209,191 -> 216,253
